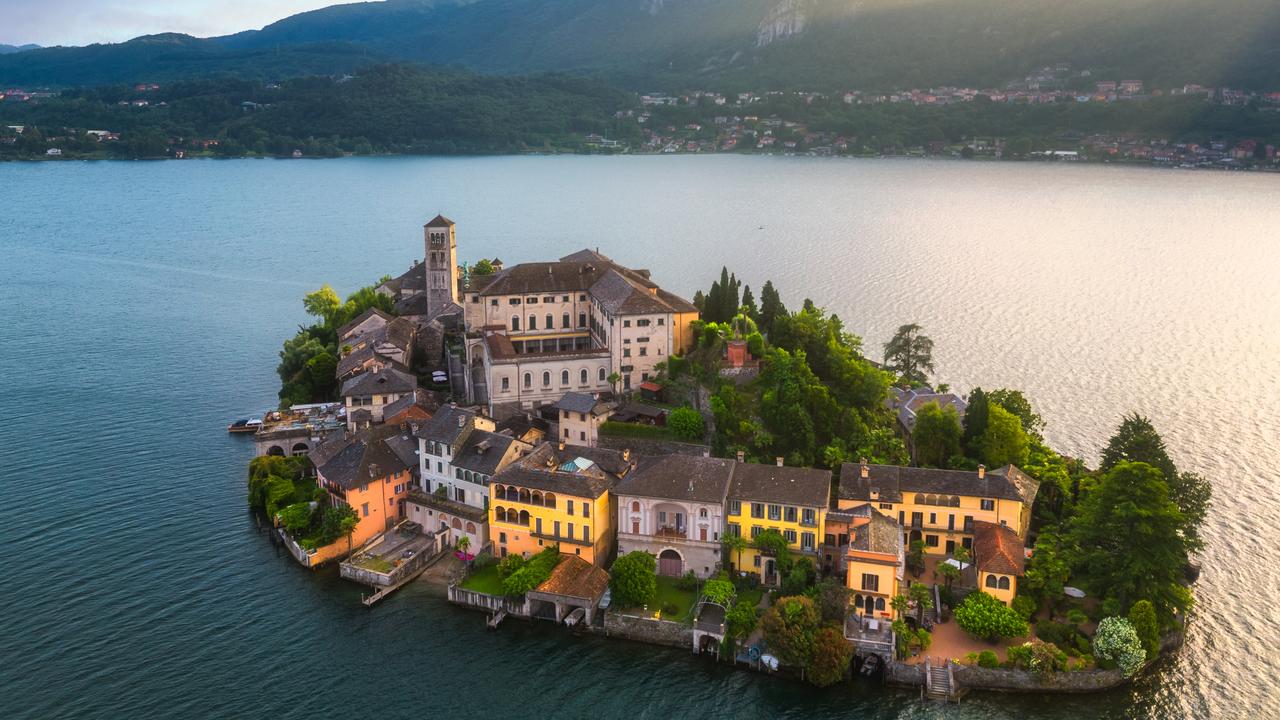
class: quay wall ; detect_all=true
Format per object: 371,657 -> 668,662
447,584 -> 529,616
601,611 -> 692,650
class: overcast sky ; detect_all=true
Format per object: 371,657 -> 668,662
2,0 -> 340,47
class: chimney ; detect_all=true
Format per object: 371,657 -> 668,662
558,442 -> 566,451
457,414 -> 465,428
860,457 -> 869,479
623,448 -> 631,462
775,457 -> 784,467
978,464 -> 986,479
736,450 -> 745,463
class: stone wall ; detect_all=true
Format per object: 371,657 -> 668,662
953,664 -> 1128,693
602,611 -> 692,650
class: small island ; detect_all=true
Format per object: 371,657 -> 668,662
239,213 -> 1207,698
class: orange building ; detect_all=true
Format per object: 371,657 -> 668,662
972,521 -> 1026,606
311,425 -> 419,552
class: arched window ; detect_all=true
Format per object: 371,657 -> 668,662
544,493 -> 557,509
493,505 -> 506,518
545,313 -> 553,329
542,371 -> 551,387
875,597 -> 886,611
699,508 -> 708,518
580,368 -> 588,385
926,494 -> 939,506
563,313 -> 570,328
998,576 -> 1011,590
493,486 -> 505,501
466,522 -> 476,534
531,490 -> 543,506
599,368 -> 607,382
561,370 -> 569,386
949,496 -> 961,507
986,574 -> 998,588
524,373 -> 531,388
914,493 -> 926,505
506,508 -> 519,524
519,509 -> 530,526
631,501 -> 640,512
528,314 -> 537,330
519,488 -> 531,504
452,518 -> 463,530
511,316 -> 520,331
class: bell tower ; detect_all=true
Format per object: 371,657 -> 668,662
423,213 -> 459,318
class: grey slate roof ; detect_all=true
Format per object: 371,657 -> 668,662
426,214 -> 455,227
491,442 -> 632,499
380,388 -> 439,420
413,405 -> 477,445
727,462 -> 832,508
556,392 -> 599,414
336,307 -> 393,341
384,430 -> 421,471
452,430 -> 521,477
849,505 -> 903,556
838,462 -> 1039,506
311,425 -> 413,491
339,366 -> 418,398
615,454 -> 734,504
465,254 -> 696,316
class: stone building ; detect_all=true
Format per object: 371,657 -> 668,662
613,454 -> 735,579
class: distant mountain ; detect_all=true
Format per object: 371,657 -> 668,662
2,0 -> 1279,90
0,43 -> 40,55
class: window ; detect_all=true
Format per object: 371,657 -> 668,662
490,299 -> 498,306
801,532 -> 815,551
568,522 -> 574,538
527,297 -> 538,304
981,499 -> 995,511
861,573 -> 879,592
582,503 -> 589,519
948,514 -> 955,531
578,313 -> 587,328
985,574 -> 998,589
580,431 -> 586,441
802,508 -> 816,526
554,521 -> 561,537
561,370 -> 569,386
536,518 -> 543,533
729,500 -> 741,516
998,576 -> 1010,590
511,316 -> 520,331
542,371 -> 551,387
562,296 -> 569,302
455,488 -> 465,503
657,318 -> 664,326
784,506 -> 797,523
964,515 -> 974,532
767,504 -> 781,520
545,313 -> 553,329
925,534 -> 939,547
623,348 -> 631,358
361,502 -> 369,517
583,525 -> 590,540
753,555 -> 761,568
750,526 -> 762,538
563,313 -> 571,328
636,336 -> 649,342
639,347 -> 647,357
501,377 -> 510,391
929,512 -> 936,525
509,298 -> 521,305
524,373 -> 532,389
727,523 -> 741,537
567,500 -> 575,516
623,320 -> 631,327
456,468 -> 463,479
580,368 -> 588,385
751,503 -> 764,519
543,296 -> 555,303
783,529 -> 797,544
637,319 -> 650,327
500,532 -> 507,543
598,368 -> 607,382
579,294 -> 586,301
879,503 -> 893,511
528,315 -> 537,330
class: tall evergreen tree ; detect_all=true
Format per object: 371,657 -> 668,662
740,284 -> 758,321
759,280 -> 786,336
882,323 -> 935,384
962,387 -> 990,454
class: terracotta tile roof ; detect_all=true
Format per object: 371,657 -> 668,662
535,555 -> 609,601
973,521 -> 1025,576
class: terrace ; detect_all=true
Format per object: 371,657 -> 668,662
340,523 -> 439,587
845,613 -> 895,656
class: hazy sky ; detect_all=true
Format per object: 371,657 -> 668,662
1,0 -> 340,47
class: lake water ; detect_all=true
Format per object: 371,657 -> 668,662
2,156 -> 1277,719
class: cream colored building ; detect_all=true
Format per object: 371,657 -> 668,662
460,248 -> 698,417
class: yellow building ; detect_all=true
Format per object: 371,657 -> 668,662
724,458 -> 831,586
973,521 -> 1025,606
837,460 -> 1039,557
824,505 -> 904,620
489,442 -> 636,565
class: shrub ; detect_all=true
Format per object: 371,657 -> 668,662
808,626 -> 853,687
977,650 -> 1000,668
1066,609 -> 1089,625
1128,600 -> 1160,661
676,569 -> 700,592
611,551 -> 658,607
668,406 -> 705,440
760,596 -> 821,668
955,591 -> 1030,641
1035,619 -> 1081,648
497,553 -> 526,578
963,652 -> 979,665
1008,639 -> 1067,675
502,547 -> 562,597
1093,617 -> 1147,677
703,578 -> 735,605
726,600 -> 758,637
1012,595 -> 1037,620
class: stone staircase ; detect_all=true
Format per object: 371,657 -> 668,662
924,656 -> 958,702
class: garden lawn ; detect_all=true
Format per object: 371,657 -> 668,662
460,564 -> 504,595
653,576 -> 697,621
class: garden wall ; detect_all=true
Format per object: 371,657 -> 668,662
602,611 -> 692,650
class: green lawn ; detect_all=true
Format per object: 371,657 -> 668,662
460,564 -> 504,595
735,586 -> 765,610
652,576 -> 698,621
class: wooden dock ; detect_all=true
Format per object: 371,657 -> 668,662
487,609 -> 507,629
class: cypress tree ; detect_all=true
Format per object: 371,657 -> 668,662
963,387 -> 990,455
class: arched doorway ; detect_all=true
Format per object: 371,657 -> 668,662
266,446 -> 285,457
291,442 -> 309,455
658,549 -> 683,577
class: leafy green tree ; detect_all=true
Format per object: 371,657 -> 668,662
760,595 -> 821,669
935,560 -> 960,593
1071,462 -> 1190,620
1023,530 -> 1071,610
277,501 -> 314,535
987,388 -> 1044,442
703,578 -> 735,605
813,578 -> 851,624
726,600 -> 758,638
722,533 -> 749,573
808,626 -> 853,687
882,323 -> 934,384
781,557 -> 816,595
471,258 -> 495,275
906,540 -> 926,577
979,404 -> 1030,467
912,401 -> 962,467
668,406 -> 704,440
1128,600 -> 1160,661
303,284 -> 342,324
908,582 -> 934,625
610,551 -> 658,607
1093,616 -> 1146,676
1099,413 -> 1209,550
954,591 -> 1029,641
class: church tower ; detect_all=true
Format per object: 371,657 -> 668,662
423,214 -> 459,318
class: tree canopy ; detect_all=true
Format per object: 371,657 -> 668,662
911,401 -> 962,468
610,551 -> 658,607
882,323 -> 934,384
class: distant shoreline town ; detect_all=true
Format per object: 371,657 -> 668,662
240,213 -> 1205,699
3,61 -> 1279,171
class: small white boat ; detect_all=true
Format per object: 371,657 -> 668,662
564,607 -> 586,628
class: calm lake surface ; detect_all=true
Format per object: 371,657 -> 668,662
2,156 -> 1278,719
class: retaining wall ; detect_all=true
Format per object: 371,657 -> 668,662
602,611 -> 692,650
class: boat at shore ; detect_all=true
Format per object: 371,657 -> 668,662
227,417 -> 262,434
